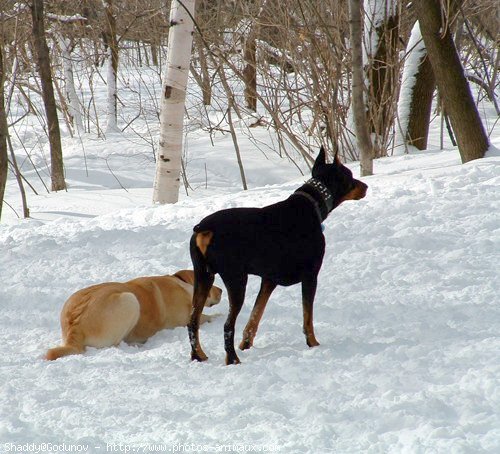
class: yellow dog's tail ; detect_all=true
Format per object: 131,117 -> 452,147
45,343 -> 85,360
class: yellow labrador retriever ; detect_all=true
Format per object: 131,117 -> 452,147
45,270 -> 222,360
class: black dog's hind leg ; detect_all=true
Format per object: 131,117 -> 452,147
189,270 -> 214,361
221,273 -> 248,365
302,273 -> 320,348
188,233 -> 214,362
239,278 -> 277,351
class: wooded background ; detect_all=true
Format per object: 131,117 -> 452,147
0,0 -> 498,216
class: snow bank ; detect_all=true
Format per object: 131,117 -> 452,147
1,147 -> 499,453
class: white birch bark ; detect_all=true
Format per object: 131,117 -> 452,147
59,36 -> 84,135
153,0 -> 195,204
105,45 -> 119,133
103,0 -> 119,134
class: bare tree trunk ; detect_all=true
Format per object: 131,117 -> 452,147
191,35 -> 211,106
5,23 -> 29,218
414,0 -> 489,162
31,0 -> 66,191
0,44 -> 7,220
104,0 -> 119,133
396,21 -> 436,152
243,34 -> 257,111
151,42 -> 159,66
405,57 -> 435,150
364,0 -> 399,156
242,0 -> 268,112
349,0 -> 373,176
153,0 -> 196,204
198,43 -> 211,106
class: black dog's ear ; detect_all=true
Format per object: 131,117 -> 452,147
312,146 -> 326,176
333,152 -> 341,166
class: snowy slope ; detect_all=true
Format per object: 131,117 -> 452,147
1,133 -> 499,452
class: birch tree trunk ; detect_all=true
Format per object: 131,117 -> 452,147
153,0 -> 195,204
59,36 -> 84,135
414,0 -> 489,162
349,0 -> 373,176
104,0 -> 119,133
31,0 -> 66,191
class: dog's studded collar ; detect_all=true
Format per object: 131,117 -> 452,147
306,178 -> 335,212
293,178 -> 334,222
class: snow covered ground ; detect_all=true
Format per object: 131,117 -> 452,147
1,66 -> 499,452
1,137 -> 499,452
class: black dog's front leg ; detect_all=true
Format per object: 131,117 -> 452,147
302,273 -> 320,348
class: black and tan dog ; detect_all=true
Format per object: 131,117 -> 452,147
188,147 -> 368,364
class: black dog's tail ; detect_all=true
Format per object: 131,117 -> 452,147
190,227 -> 214,278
